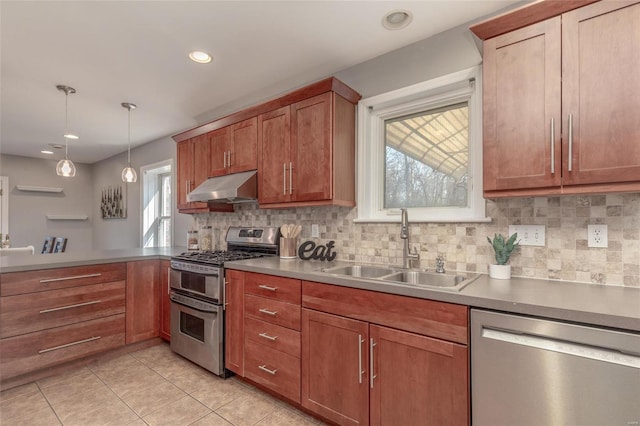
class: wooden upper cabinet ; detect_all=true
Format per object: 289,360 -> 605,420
561,1 -> 640,187
229,117 -> 258,173
209,127 -> 230,177
258,106 -> 291,205
291,93 -> 333,202
477,0 -> 640,197
210,117 -> 258,177
258,91 -> 357,208
483,17 -> 561,194
177,136 -> 210,211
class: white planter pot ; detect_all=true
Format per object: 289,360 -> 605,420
489,264 -> 511,280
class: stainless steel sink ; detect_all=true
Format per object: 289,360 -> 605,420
321,265 -> 397,278
381,270 -> 479,291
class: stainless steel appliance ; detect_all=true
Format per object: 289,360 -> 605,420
169,226 -> 279,376
471,309 -> 640,426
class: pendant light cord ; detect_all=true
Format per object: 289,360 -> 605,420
64,92 -> 69,159
127,107 -> 131,165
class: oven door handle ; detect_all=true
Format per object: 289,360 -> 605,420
169,292 -> 221,314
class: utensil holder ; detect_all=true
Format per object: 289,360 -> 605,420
280,237 -> 297,259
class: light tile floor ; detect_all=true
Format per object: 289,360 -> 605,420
0,343 -> 326,426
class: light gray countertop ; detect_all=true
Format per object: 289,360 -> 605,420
0,247 -> 186,273
225,257 -> 640,333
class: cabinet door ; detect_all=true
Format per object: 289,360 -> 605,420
562,1 -> 640,186
258,106 -> 291,204
369,325 -> 468,426
225,269 -> 245,375
159,260 -> 171,342
176,140 -> 192,209
291,92 -> 333,201
192,134 -> 210,188
209,127 -> 230,177
301,308 -> 369,426
229,117 -> 258,174
126,260 -> 160,344
483,18 -> 561,193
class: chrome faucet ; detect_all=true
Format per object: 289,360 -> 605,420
435,255 -> 446,273
400,208 -> 420,269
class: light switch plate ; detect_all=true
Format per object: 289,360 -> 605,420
508,225 -> 546,247
311,224 -> 319,238
588,224 -> 608,248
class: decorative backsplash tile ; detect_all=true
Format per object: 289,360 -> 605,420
194,193 -> 640,287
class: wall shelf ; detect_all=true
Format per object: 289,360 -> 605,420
46,215 -> 88,221
16,185 -> 63,193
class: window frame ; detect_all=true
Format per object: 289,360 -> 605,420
355,66 -> 490,223
140,160 -> 173,248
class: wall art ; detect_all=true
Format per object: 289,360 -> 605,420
101,185 -> 127,219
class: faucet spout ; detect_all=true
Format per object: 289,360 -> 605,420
400,209 -> 419,269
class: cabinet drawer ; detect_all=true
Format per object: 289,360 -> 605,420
244,339 -> 300,403
0,281 -> 125,338
244,273 -> 301,304
302,281 -> 469,344
245,317 -> 300,358
245,295 -> 301,331
0,314 -> 125,381
0,263 -> 127,296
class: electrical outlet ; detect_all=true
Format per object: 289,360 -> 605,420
508,225 -> 546,246
311,224 -> 319,238
588,224 -> 608,248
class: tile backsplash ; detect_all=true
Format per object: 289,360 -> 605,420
194,193 -> 640,287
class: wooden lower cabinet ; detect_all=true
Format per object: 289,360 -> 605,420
159,260 -> 171,341
225,269 -> 245,374
369,325 -> 468,426
301,308 -> 369,426
0,314 -> 125,381
301,308 -> 468,426
126,260 -> 160,344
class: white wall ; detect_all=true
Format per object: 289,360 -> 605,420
91,136 -> 190,249
0,154 -> 93,253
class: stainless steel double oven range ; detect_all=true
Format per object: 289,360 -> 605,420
169,226 -> 279,376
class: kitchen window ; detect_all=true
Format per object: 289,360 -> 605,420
356,66 -> 489,223
142,160 -> 173,247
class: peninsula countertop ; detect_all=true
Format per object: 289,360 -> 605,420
0,247 -> 186,273
225,257 -> 640,332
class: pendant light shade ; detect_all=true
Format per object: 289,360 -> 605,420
55,85 -> 77,177
121,102 -> 137,183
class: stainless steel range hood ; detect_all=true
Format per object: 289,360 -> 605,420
187,170 -> 258,204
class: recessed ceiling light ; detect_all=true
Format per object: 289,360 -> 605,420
41,150 -> 54,155
188,51 -> 212,64
49,143 -> 64,149
382,10 -> 413,30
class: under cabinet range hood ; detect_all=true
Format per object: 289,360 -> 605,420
187,170 -> 258,204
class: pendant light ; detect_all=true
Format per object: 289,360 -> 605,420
121,102 -> 137,183
55,85 -> 77,177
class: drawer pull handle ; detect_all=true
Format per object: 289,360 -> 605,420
259,332 -> 278,341
39,300 -> 102,314
258,365 -> 278,375
38,336 -> 101,354
39,273 -> 102,283
258,284 -> 277,292
258,308 -> 277,316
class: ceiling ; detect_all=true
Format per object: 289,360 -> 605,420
1,1 -> 518,165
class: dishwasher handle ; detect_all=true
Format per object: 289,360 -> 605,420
482,327 -> 640,369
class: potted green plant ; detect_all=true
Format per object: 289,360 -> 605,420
487,233 -> 519,279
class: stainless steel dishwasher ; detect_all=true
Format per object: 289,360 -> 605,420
471,309 -> 640,426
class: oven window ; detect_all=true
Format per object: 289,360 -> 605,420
180,311 -> 205,342
182,273 -> 207,294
